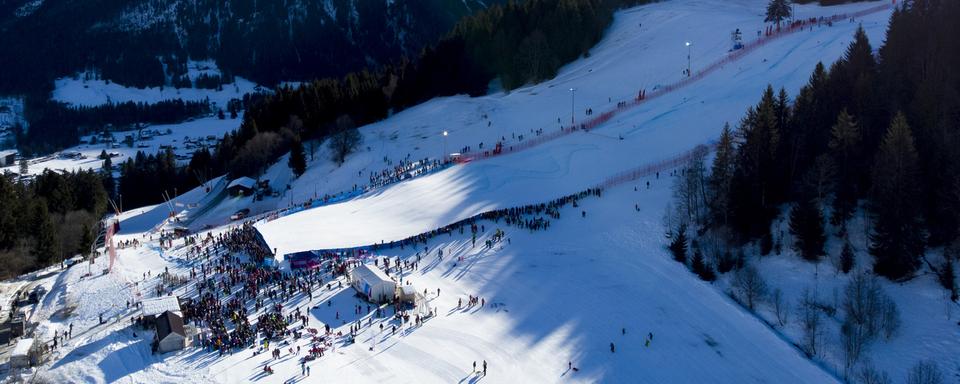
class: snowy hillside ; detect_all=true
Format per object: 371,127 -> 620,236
0,0 -> 501,93
52,63 -> 262,108
253,0 -> 893,252
9,1 -> 955,384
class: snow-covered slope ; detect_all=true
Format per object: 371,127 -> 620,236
255,0 -> 892,255
38,168 -> 845,384
19,1 -> 943,384
52,72 -> 260,109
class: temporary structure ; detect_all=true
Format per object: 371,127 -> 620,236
286,251 -> 322,270
349,264 -> 396,304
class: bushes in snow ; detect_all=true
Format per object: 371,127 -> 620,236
856,365 -> 892,384
797,288 -> 823,357
841,274 -> 900,367
906,360 -> 943,384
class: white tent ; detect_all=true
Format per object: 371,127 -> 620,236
349,264 -> 396,304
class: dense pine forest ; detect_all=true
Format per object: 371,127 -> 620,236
209,0 -> 652,180
667,0 -> 960,285
0,169 -> 108,279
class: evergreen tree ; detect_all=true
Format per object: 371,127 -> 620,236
789,192 -> 826,262
782,63 -> 835,188
760,232 -> 774,256
288,138 -> 307,178
938,254 -> 956,301
691,247 -> 716,281
844,26 -> 877,82
32,214 -> 57,266
0,176 -> 17,249
765,0 -> 792,25
828,109 -> 861,225
730,86 -> 781,241
34,170 -> 75,214
669,223 -> 688,264
709,123 -> 735,228
78,222 -> 93,256
870,113 -> 925,279
840,241 -> 855,274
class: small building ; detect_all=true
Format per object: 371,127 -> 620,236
10,338 -> 33,368
141,296 -> 182,323
9,314 -> 25,337
171,226 -> 190,237
0,150 -> 16,167
226,177 -> 257,197
398,285 -> 418,303
349,264 -> 396,304
154,311 -> 188,353
287,251 -> 322,270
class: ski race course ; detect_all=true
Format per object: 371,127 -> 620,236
22,1 -> 955,384
253,0 -> 893,254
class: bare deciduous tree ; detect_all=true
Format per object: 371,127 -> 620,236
772,288 -> 788,326
329,115 -> 362,166
857,364 -> 892,384
906,360 -> 943,384
673,152 -> 709,226
732,264 -> 767,310
797,288 -> 822,357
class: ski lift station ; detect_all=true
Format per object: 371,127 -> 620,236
349,264 -> 396,304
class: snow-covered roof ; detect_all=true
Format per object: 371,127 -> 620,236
227,177 -> 256,190
400,285 -> 416,295
12,338 -> 32,356
350,264 -> 393,285
0,149 -> 16,157
141,296 -> 181,318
